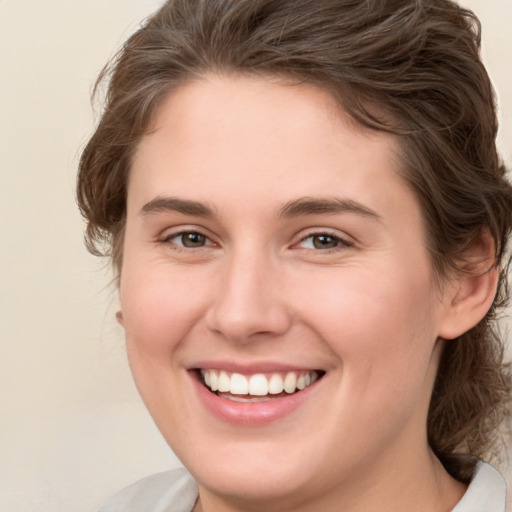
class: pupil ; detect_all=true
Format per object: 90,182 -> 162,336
183,233 -> 205,247
313,235 -> 337,249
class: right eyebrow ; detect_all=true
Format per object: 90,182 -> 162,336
139,196 -> 217,218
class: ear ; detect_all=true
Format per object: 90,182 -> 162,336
437,232 -> 498,340
116,310 -> 125,327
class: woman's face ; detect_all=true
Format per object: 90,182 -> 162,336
120,75 -> 456,507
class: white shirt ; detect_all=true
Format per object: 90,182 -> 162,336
96,461 -> 507,512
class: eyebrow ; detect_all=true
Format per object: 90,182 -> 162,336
139,195 -> 380,221
140,197 -> 217,218
278,197 -> 381,220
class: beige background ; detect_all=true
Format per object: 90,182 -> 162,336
0,1 -> 510,511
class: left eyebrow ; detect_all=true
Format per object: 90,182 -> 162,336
278,197 -> 381,221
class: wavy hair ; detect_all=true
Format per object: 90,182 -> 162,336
77,0 -> 512,481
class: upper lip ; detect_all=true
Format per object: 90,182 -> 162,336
188,360 -> 325,375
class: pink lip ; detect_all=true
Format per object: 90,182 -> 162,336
190,370 -> 321,426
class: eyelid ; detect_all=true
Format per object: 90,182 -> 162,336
293,228 -> 355,250
159,226 -> 219,249
170,231 -> 214,246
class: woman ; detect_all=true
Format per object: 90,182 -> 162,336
78,0 -> 512,510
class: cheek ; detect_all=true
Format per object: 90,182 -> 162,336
293,264 -> 440,390
299,264 -> 436,339
119,259 -> 210,356
118,260 -> 203,432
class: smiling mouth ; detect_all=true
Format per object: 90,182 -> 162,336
199,369 -> 324,402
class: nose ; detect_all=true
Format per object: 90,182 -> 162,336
205,250 -> 292,343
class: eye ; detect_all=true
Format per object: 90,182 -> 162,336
298,232 -> 352,250
166,231 -> 214,248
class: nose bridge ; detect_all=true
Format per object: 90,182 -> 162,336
206,244 -> 290,342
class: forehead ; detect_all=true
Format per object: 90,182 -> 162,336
131,74 -> 408,210
146,74 -> 389,150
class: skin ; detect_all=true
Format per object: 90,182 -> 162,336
117,74 -> 493,512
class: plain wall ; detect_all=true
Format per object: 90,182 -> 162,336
0,1 -> 510,511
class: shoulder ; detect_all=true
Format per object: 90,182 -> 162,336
452,461 -> 508,512
95,467 -> 198,512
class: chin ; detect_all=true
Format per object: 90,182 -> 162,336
191,462 -> 316,506
172,434 -> 333,507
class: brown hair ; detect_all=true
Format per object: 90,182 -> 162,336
77,0 -> 512,480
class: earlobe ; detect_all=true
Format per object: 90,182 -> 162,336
438,233 -> 498,340
116,310 -> 125,327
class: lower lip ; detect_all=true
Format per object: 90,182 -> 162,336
191,373 -> 319,426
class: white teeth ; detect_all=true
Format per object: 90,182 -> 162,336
284,372 -> 297,393
218,371 -> 230,392
230,373 -> 249,395
249,374 -> 269,396
209,371 -> 218,391
201,369 -> 320,397
268,373 -> 284,394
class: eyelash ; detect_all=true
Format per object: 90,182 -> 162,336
296,231 -> 354,252
162,230 -> 216,250
160,229 -> 353,253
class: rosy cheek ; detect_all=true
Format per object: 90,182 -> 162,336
121,269 -> 203,353
291,272 -> 384,337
